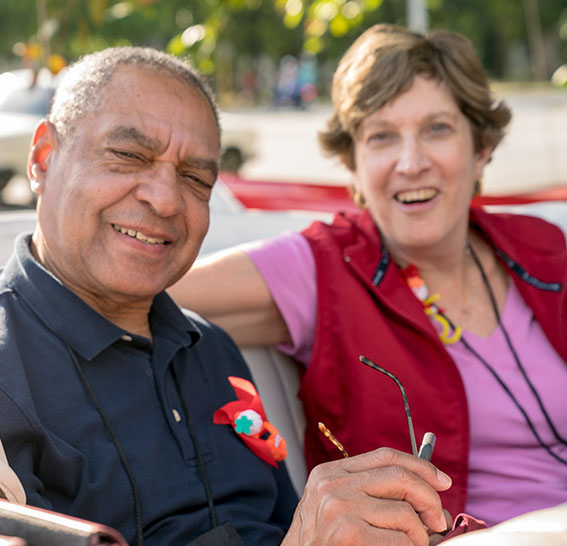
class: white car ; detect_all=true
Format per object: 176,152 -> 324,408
1,176 -> 565,265
219,112 -> 257,172
0,69 -> 256,196
0,177 -> 330,265
0,69 -> 58,192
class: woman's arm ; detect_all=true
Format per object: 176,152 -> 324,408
168,248 -> 291,347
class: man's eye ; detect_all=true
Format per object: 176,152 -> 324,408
114,150 -> 145,162
181,173 -> 213,190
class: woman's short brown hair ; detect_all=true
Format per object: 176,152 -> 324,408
319,24 -> 512,170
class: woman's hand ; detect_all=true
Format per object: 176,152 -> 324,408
282,447 -> 452,546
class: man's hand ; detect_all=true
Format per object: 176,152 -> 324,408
282,447 -> 452,546
428,510 -> 453,545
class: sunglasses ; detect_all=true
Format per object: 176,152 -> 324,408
318,355 -> 435,460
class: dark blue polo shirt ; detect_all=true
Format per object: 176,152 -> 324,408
0,234 -> 297,545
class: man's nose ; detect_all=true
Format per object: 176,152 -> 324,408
135,162 -> 185,217
395,135 -> 430,177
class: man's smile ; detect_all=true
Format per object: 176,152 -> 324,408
112,223 -> 169,245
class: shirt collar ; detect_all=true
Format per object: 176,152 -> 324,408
2,233 -> 202,361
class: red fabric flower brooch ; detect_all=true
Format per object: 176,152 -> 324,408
213,376 -> 287,467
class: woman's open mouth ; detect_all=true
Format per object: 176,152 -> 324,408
395,188 -> 438,204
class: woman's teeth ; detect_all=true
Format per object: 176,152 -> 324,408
395,188 -> 437,203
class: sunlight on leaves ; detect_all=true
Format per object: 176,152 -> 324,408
166,34 -> 186,56
88,0 -> 109,27
181,24 -> 206,48
329,14 -> 349,37
304,35 -> 324,54
305,18 -> 327,37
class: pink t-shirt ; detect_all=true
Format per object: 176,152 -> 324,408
245,231 -> 567,526
244,232 -> 317,365
445,283 -> 567,525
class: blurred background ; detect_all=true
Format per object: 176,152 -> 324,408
0,0 -> 566,209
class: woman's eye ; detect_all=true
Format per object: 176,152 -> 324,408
368,131 -> 393,143
428,123 -> 452,134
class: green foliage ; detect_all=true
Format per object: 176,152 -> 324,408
0,0 -> 565,88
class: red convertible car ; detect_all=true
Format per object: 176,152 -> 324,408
0,174 -> 565,545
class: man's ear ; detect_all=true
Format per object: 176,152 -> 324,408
28,120 -> 58,195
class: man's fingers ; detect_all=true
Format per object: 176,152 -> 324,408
365,498 -> 431,545
361,465 -> 448,533
298,496 -> 430,546
302,524 -> 423,546
342,447 -> 452,491
307,448 -> 451,533
287,447 -> 453,545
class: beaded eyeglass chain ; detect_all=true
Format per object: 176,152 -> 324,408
400,245 -> 567,465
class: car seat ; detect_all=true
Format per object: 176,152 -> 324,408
239,346 -> 307,496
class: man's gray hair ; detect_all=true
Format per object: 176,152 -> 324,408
48,46 -> 219,143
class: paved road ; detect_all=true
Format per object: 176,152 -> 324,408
2,87 -> 566,210
232,87 -> 567,195
1,87 -> 565,212
0,208 -> 36,263
1,88 -> 565,276
0,180 -> 330,265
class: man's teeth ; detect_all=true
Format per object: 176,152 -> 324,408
396,188 -> 437,203
113,225 -> 165,245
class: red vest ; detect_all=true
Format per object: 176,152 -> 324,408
299,208 -> 567,518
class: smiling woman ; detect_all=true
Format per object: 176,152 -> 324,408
349,76 -> 492,263
169,23 -> 567,531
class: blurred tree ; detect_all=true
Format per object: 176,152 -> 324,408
427,0 -> 567,79
0,0 -> 565,98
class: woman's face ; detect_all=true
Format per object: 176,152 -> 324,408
352,75 -> 491,262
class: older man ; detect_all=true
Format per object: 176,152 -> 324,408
0,47 -> 450,546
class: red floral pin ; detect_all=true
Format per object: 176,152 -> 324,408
213,376 -> 287,467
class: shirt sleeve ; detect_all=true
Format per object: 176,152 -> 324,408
242,231 -> 316,366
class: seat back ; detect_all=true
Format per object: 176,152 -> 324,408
0,441 -> 25,505
443,504 -> 567,545
239,346 -> 307,496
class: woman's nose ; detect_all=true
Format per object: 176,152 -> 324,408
395,135 -> 430,177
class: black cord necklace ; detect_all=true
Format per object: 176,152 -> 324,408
457,243 -> 567,465
66,344 -> 219,546
66,344 -> 145,546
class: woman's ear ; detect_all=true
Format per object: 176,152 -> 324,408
350,173 -> 368,209
339,141 -> 367,208
339,145 -> 355,173
474,145 -> 493,181
28,120 -> 58,195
